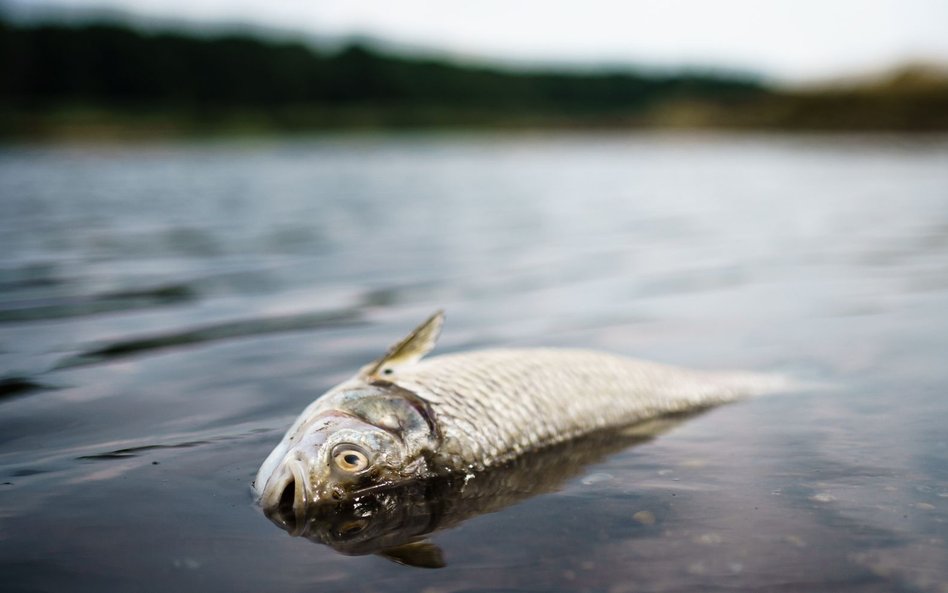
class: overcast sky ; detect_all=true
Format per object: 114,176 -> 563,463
9,0 -> 948,81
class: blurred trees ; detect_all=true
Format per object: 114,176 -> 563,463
2,20 -> 945,135
0,21 -> 762,127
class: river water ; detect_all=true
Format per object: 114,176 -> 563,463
1,133 -> 947,592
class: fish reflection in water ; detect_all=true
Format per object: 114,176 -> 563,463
264,415 -> 700,568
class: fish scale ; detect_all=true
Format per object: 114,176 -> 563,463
386,347 -> 777,470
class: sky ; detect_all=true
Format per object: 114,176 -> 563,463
7,0 -> 948,82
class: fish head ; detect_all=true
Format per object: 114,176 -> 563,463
254,385 -> 437,524
255,312 -> 444,525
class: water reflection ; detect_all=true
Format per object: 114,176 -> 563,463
264,414 -> 702,568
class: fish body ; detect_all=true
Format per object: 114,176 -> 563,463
254,311 -> 785,515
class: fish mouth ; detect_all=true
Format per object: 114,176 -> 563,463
261,460 -> 312,535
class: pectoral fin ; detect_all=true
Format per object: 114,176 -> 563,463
363,310 -> 444,378
376,539 -> 445,569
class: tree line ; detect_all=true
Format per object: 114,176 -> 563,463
0,20 -> 765,115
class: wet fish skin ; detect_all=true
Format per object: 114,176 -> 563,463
254,311 -> 786,514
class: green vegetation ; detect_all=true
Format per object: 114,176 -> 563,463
2,19 -> 946,138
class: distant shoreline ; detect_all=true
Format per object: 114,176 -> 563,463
3,20 -> 947,139
6,102 -> 948,142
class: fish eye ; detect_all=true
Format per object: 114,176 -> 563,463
332,444 -> 370,473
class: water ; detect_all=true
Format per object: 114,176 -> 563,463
1,133 -> 947,592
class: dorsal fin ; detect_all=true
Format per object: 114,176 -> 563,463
363,310 -> 444,378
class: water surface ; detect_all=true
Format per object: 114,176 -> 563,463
1,133 -> 947,592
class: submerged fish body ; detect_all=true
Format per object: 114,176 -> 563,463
254,311 -> 785,516
276,416 -> 698,566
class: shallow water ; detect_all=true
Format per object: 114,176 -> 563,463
1,133 -> 947,593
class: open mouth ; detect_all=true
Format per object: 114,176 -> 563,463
262,461 -> 310,535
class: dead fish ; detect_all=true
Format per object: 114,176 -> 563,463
254,310 -> 788,515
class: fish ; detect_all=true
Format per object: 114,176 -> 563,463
254,310 -> 788,518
